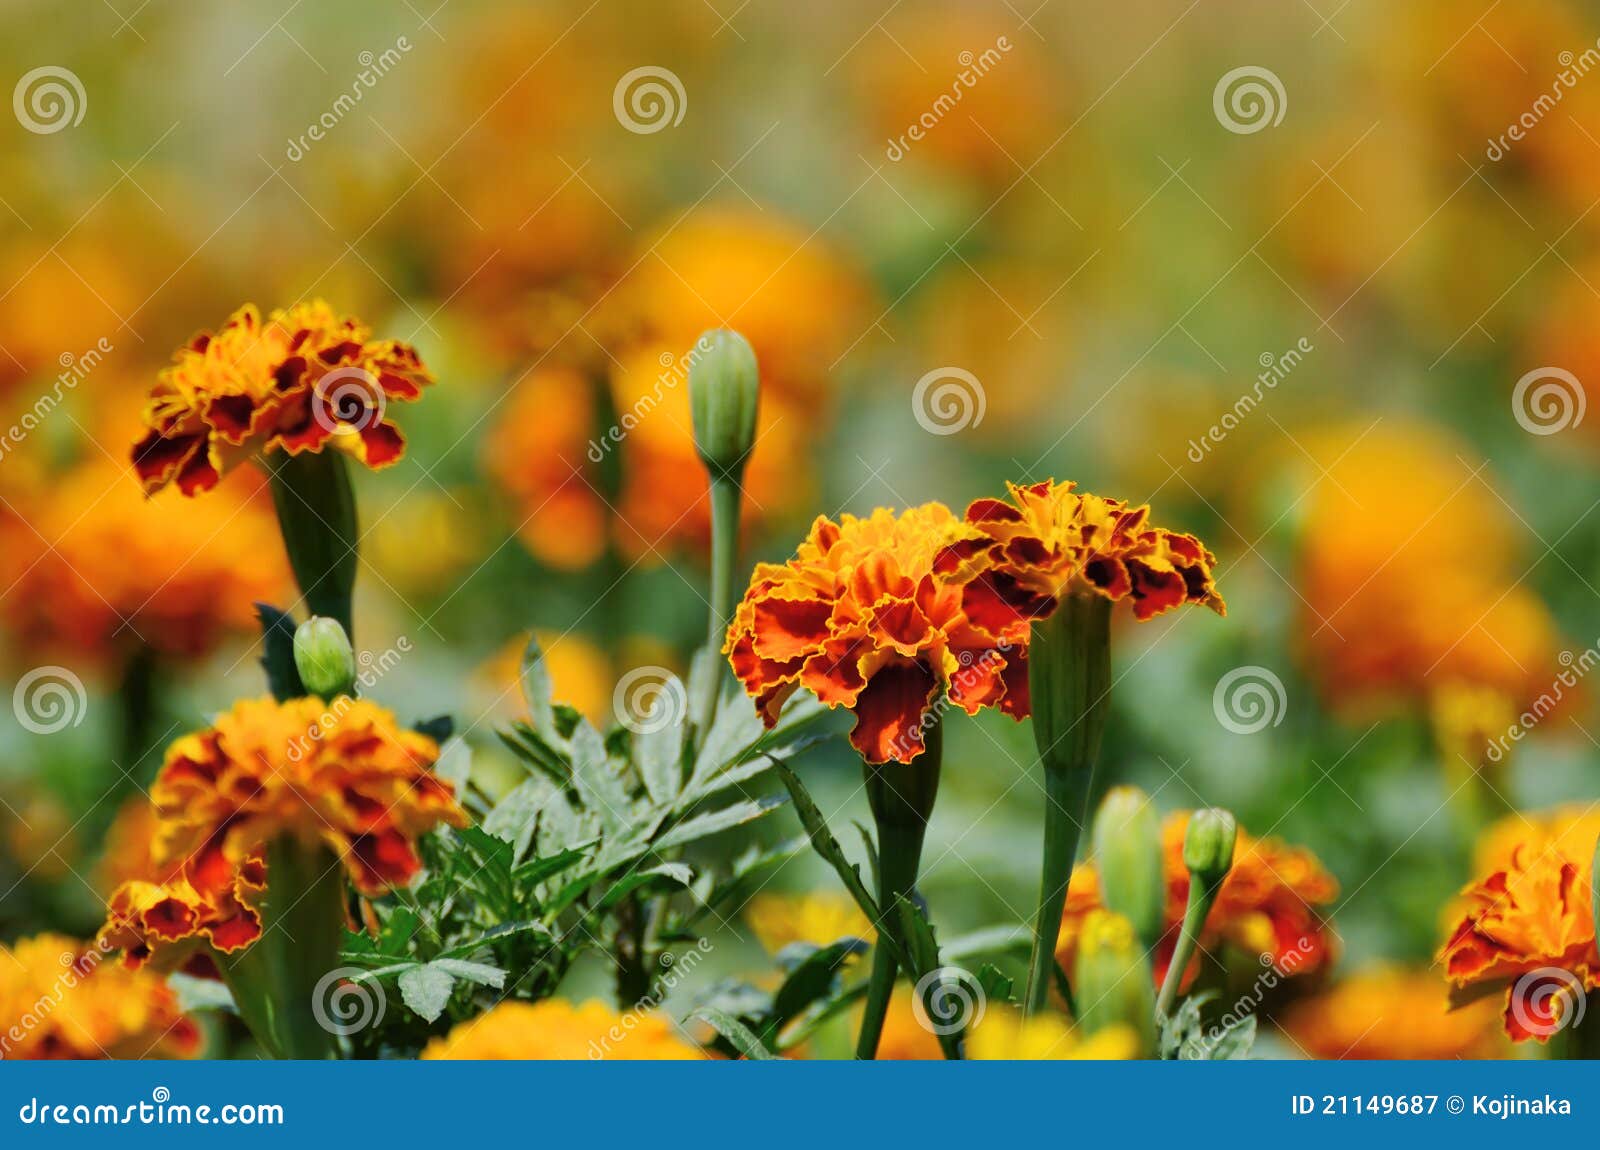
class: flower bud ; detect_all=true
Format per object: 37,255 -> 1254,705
1072,909 -> 1155,1055
1183,807 -> 1238,889
293,615 -> 356,699
1091,786 -> 1164,948
688,328 -> 760,476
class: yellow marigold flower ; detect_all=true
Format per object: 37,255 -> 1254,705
965,1008 -> 1138,1061
725,503 -> 1019,763
100,696 -> 466,969
4,458 -> 290,666
743,892 -> 874,955
1059,811 -> 1338,989
957,479 -> 1225,636
1430,681 -> 1518,774
1280,967 -> 1505,1060
132,301 -> 433,496
421,999 -> 703,1060
0,934 -> 199,1060
1440,806 -> 1600,1041
1293,423 -> 1562,716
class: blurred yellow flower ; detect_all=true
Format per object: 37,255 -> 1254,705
475,629 -> 618,728
743,892 -> 874,955
1280,967 -> 1505,1060
873,992 -> 1133,1060
422,999 -> 702,1060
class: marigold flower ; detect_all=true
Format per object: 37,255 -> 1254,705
132,301 -> 433,496
873,992 -> 1133,1060
1058,811 -> 1338,987
0,934 -> 199,1059
3,459 -> 290,666
956,480 -> 1225,635
743,892 -> 874,955
1439,806 -> 1600,1041
725,503 -> 1020,763
100,696 -> 466,968
1280,967 -> 1505,1060
421,999 -> 702,1060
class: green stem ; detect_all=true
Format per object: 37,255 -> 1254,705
855,723 -> 942,1060
1022,594 -> 1112,1016
691,473 -> 745,744
267,450 -> 359,642
1156,880 -> 1218,1017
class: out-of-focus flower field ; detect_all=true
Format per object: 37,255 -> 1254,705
2,0 -> 1600,1062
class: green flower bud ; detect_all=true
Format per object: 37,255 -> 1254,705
293,615 -> 356,700
1073,909 -> 1156,1055
1092,786 -> 1164,948
688,328 -> 760,476
1183,807 -> 1238,888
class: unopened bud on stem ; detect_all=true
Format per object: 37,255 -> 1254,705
688,329 -> 760,478
293,616 -> 356,700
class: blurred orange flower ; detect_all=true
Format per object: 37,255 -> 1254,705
132,301 -> 433,496
743,892 -> 874,955
0,934 -> 199,1060
725,504 -> 1018,763
1280,967 -> 1505,1060
1058,810 -> 1338,987
422,999 -> 701,1061
1439,806 -> 1600,1041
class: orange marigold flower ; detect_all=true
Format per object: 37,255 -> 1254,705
0,934 -> 199,1059
100,855 -> 268,971
957,480 -> 1225,641
1280,967 -> 1505,1060
132,301 -> 433,496
3,458 -> 290,666
1438,806 -> 1600,1041
421,999 -> 702,1061
1058,811 -> 1338,988
724,503 -> 1019,764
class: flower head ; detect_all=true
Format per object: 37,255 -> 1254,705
1058,811 -> 1338,987
0,934 -> 200,1060
1280,967 -> 1505,1059
743,892 -> 874,955
873,991 -> 1133,1060
132,301 -> 433,496
725,503 -> 1020,763
421,999 -> 702,1060
957,480 -> 1224,640
1438,806 -> 1600,1041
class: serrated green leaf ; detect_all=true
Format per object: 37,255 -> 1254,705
519,634 -> 557,736
398,964 -> 456,1022
635,695 -> 687,807
595,862 -> 693,912
976,963 -> 1014,1007
893,894 -> 963,1060
511,845 -> 593,888
654,796 -> 785,851
692,1006 -> 777,1060
569,720 -> 633,831
253,603 -> 304,701
768,939 -> 866,1032
483,774 -> 561,862
428,958 -> 506,989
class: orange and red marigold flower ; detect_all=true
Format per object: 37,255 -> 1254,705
100,695 -> 467,969
724,503 -> 1023,764
132,300 -> 433,497
1057,810 -> 1338,987
1438,806 -> 1600,1041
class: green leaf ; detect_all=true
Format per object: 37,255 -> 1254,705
438,920 -> 556,958
976,963 -> 1014,1007
634,692 -> 687,807
253,603 -> 305,701
483,774 -> 562,862
892,894 -> 963,1060
511,845 -> 593,889
497,723 -> 571,785
940,924 -> 1031,964
595,862 -> 693,912
568,720 -> 633,832
769,939 -> 867,1030
519,634 -> 557,737
427,958 -> 506,989
413,715 -> 454,743
432,737 -> 472,792
691,1007 -> 777,1060
654,796 -> 785,851
398,964 -> 456,1023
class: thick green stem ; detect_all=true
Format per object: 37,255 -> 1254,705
1156,880 -> 1219,1017
1022,594 -> 1112,1016
267,450 -> 359,642
691,473 -> 744,742
220,838 -> 346,1059
855,722 -> 942,1060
